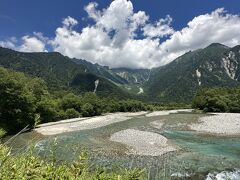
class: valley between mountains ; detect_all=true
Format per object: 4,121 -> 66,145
1,43 -> 240,103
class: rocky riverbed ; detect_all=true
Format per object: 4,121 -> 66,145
110,129 -> 177,156
6,110 -> 240,179
35,110 -> 193,136
189,113 -> 240,135
35,112 -> 147,135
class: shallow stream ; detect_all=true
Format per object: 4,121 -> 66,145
5,112 -> 240,179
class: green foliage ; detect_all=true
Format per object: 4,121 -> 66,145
36,97 -> 59,123
0,47 -> 130,100
0,143 -> 144,179
0,66 -> 188,135
82,93 -> 103,115
0,129 -> 6,138
65,108 -> 80,119
145,43 -> 240,103
192,87 -> 240,112
0,67 -> 187,135
81,103 -> 94,117
25,78 -> 49,101
0,67 -> 37,133
118,100 -> 146,112
60,93 -> 82,112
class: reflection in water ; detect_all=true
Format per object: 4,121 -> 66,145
5,113 -> 240,179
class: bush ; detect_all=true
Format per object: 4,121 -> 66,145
229,102 -> 240,113
65,108 -> 80,119
192,87 -> 240,113
81,103 -> 94,117
0,128 -> 6,138
36,98 -> 59,123
82,93 -> 103,116
60,93 -> 82,112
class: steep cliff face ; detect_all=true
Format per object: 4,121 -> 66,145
111,68 -> 150,84
222,47 -> 240,81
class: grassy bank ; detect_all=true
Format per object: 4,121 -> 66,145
0,136 -> 144,179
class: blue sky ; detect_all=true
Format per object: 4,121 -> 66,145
1,0 -> 240,68
1,0 -> 240,38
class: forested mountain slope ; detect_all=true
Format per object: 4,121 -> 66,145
146,43 -> 240,102
0,47 -> 129,98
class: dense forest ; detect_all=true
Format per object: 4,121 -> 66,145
0,67 -> 187,135
2,62 -> 240,136
192,87 -> 240,113
0,47 -> 132,99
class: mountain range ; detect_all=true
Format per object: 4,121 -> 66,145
146,43 -> 240,102
0,43 -> 240,102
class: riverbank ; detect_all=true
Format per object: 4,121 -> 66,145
146,109 -> 193,117
35,112 -> 147,135
190,113 -> 240,135
35,109 -> 193,136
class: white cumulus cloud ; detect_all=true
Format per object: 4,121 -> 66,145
19,35 -> 47,52
143,15 -> 175,38
62,16 -> 78,28
158,8 -> 240,65
0,37 -> 17,49
0,33 -> 47,52
51,3 -> 240,68
1,1 -> 240,69
50,0 -> 166,68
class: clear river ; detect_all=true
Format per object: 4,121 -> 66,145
5,112 -> 240,179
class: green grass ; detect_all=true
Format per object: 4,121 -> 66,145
0,143 -> 144,180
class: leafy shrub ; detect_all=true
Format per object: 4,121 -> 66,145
192,87 -> 240,113
60,93 -> 82,112
65,108 -> 80,119
36,98 -> 59,123
82,93 -> 103,116
81,103 -> 94,117
0,128 -> 6,138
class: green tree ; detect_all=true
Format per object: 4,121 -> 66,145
81,103 -> 94,117
26,78 -> 49,101
82,93 -> 103,116
36,98 -> 59,123
65,108 -> 80,119
0,68 -> 37,132
60,93 -> 82,112
192,87 -> 240,113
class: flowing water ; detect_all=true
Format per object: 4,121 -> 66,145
5,112 -> 240,179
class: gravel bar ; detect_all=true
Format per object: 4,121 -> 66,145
35,112 -> 147,135
190,113 -> 240,135
146,109 -> 193,117
110,129 -> 177,156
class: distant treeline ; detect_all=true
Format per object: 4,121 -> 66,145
192,87 -> 240,113
0,67 -> 188,135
